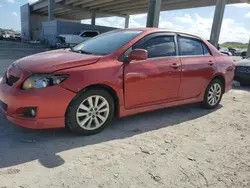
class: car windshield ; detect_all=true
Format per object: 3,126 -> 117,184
73,30 -> 142,55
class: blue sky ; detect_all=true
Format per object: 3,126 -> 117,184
1,0 -> 250,43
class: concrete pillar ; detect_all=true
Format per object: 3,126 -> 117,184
209,0 -> 226,47
20,3 -> 31,41
247,38 -> 250,57
91,12 -> 96,25
125,16 -> 130,28
146,0 -> 162,27
48,0 -> 55,21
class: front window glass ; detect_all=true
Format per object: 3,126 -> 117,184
73,30 -> 142,55
133,36 -> 176,58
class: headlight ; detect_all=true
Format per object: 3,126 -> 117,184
22,74 -> 68,90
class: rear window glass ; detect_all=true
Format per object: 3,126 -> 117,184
203,44 -> 211,55
179,37 -> 203,56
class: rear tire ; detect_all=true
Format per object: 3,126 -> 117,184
66,89 -> 114,135
202,79 -> 223,109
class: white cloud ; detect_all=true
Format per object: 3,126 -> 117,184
27,0 -> 39,3
12,12 -> 18,17
159,21 -> 175,29
230,3 -> 250,8
246,12 -> 250,17
81,14 -> 145,28
160,13 -> 250,43
132,14 -> 147,19
6,0 -> 15,3
82,13 -> 250,43
175,14 -> 194,24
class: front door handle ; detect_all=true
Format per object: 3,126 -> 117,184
170,63 -> 181,69
208,61 -> 214,66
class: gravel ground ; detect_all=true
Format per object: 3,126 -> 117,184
0,88 -> 250,188
0,41 -> 249,188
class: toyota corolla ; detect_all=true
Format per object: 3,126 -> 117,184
0,29 -> 235,135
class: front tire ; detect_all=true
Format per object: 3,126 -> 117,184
66,89 -> 114,135
202,79 -> 223,109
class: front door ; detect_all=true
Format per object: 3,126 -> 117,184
124,34 -> 181,109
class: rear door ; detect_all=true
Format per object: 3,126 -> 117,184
124,33 -> 182,109
178,35 -> 216,99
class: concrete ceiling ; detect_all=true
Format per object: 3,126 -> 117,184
30,0 -> 250,20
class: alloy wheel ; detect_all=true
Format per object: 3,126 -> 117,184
207,83 -> 222,106
76,95 -> 110,130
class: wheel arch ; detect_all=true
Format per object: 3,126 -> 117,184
211,74 -> 226,93
66,84 -> 120,118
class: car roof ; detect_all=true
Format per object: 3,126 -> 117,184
120,28 -> 204,40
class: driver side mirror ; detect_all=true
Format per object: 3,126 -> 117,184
125,49 -> 148,63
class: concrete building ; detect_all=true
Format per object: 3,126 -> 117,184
21,0 -> 250,51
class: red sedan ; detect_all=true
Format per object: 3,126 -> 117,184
0,28 -> 234,135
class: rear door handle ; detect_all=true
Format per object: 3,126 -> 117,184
170,63 -> 181,69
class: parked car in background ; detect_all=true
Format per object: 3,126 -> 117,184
241,51 -> 247,58
0,31 -> 3,40
14,32 -> 21,41
220,48 -> 232,56
56,30 -> 99,48
8,31 -> 16,39
1,30 -> 21,41
228,47 -> 236,55
234,49 -> 244,56
0,28 -> 235,135
234,57 -> 250,85
2,31 -> 10,39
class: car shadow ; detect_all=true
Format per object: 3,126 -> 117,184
0,103 -> 221,169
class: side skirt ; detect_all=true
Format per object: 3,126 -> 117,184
119,96 -> 203,118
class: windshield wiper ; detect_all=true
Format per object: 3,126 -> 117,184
78,50 -> 92,55
69,48 -> 92,55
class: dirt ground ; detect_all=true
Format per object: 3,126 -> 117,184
0,41 -> 249,188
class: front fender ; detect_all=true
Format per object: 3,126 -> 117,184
56,61 -> 125,106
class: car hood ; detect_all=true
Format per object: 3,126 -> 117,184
14,49 -> 101,73
236,59 -> 250,67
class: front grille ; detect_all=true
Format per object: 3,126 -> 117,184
0,100 -> 7,112
237,66 -> 250,73
6,75 -> 19,86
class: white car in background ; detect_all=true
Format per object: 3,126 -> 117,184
56,30 -> 99,48
219,48 -> 232,56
